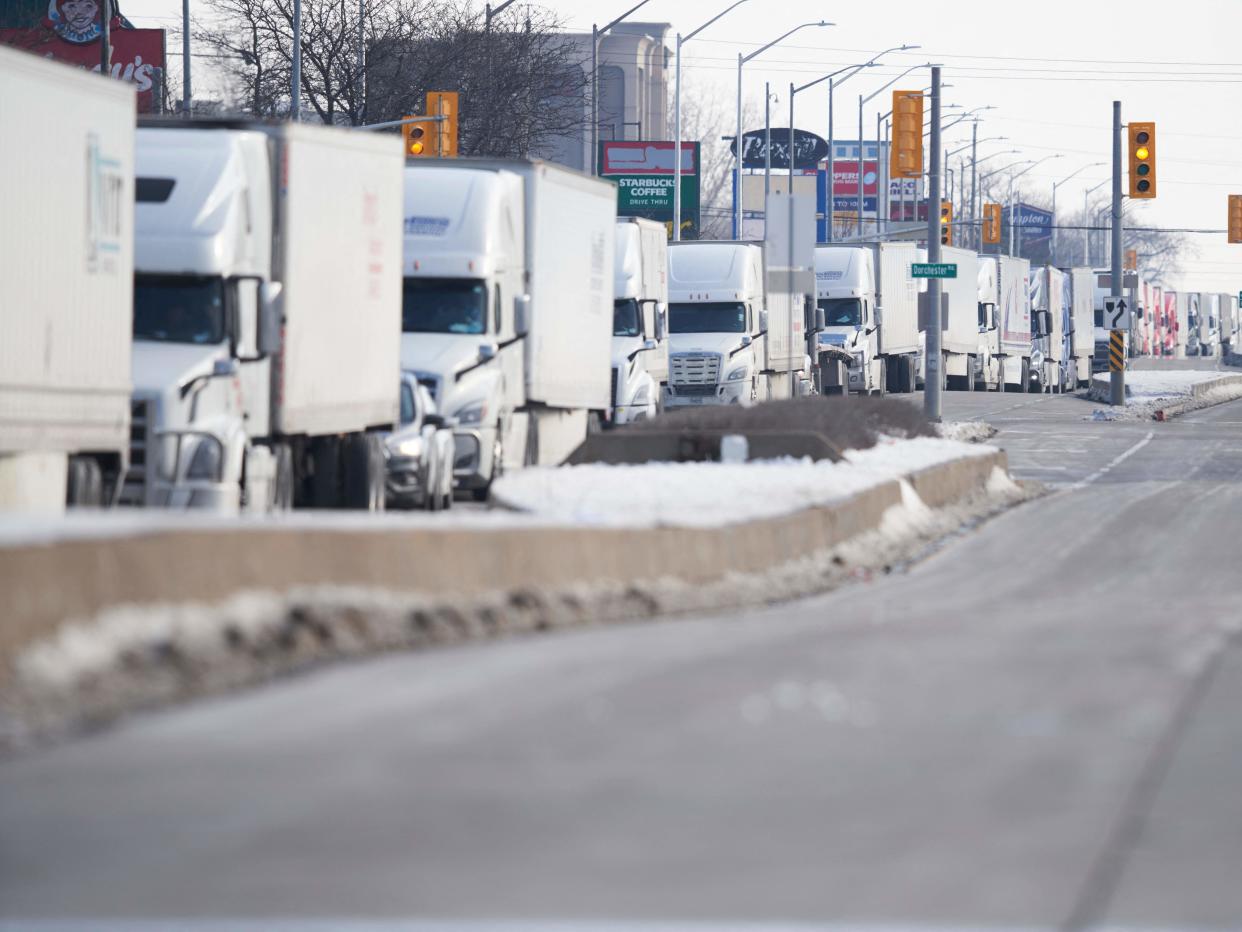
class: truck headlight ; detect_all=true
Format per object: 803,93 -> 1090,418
726,366 -> 750,382
454,401 -> 487,426
396,436 -> 423,458
185,436 -> 224,482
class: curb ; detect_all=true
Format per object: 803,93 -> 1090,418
0,451 -> 1008,688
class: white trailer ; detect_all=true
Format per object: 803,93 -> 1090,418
611,217 -> 669,426
1198,293 -> 1221,357
975,258 -> 1002,392
0,46 -> 133,512
814,242 -> 919,394
402,159 -> 615,497
1029,266 -> 1068,393
1064,267 -> 1096,388
1221,293 -> 1240,358
126,121 -> 404,512
996,256 -> 1032,391
940,246 -> 981,391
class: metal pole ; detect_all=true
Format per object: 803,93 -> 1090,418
1083,188 -> 1091,265
181,0 -> 191,115
357,0 -> 365,122
969,121 -> 978,250
1008,173 -> 1016,257
100,0 -> 111,75
673,33 -> 683,240
590,24 -> 599,175
788,83 -> 795,194
924,65 -> 942,421
883,118 -> 890,235
857,94 -> 864,236
1051,183 -> 1058,266
827,78 -> 835,242
877,112 -> 883,234
291,0 -> 301,120
764,82 -> 771,199
735,51 -> 743,239
1111,99 -> 1125,406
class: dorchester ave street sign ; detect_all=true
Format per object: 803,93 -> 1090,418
911,262 -> 957,279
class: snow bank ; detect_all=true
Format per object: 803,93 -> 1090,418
1086,371 -> 1242,420
491,437 -> 997,528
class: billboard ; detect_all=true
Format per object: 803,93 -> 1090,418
1004,203 -> 1053,244
599,141 -> 699,240
1,2 -> 165,112
734,129 -> 829,172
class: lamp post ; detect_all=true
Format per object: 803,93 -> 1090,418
291,0 -> 301,120
858,62 -> 933,237
181,0 -> 191,116
734,21 -> 833,240
1007,154 -> 1062,257
592,0 -> 655,176
978,157 -> 1030,255
673,0 -> 751,241
1051,162 -> 1106,266
1084,177 -> 1109,265
483,1 -> 520,152
786,45 -> 917,243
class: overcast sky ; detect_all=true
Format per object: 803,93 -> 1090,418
121,0 -> 1242,291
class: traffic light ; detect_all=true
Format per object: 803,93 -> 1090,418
402,116 -> 439,158
426,91 -> 459,158
1229,194 -> 1242,244
1128,121 -> 1156,199
940,200 -> 952,246
890,89 -> 923,179
982,202 -> 1002,244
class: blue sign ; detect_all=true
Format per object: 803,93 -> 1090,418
1003,203 -> 1053,244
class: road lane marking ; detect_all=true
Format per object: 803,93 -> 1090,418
1067,431 -> 1156,491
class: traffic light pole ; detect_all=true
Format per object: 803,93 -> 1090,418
924,66 -> 943,422
1111,99 -> 1125,407
100,0 -> 112,74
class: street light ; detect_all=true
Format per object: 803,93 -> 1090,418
787,44 -> 918,242
592,0 -> 655,176
859,63 -> 935,236
1084,177 -> 1110,265
1051,162 -> 1106,265
1007,154 -> 1063,256
734,21 -> 834,239
673,0 -> 751,241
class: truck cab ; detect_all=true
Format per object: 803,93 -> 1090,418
126,128 -> 276,512
813,246 -> 883,394
611,218 -> 669,425
976,258 -> 1001,391
665,242 -> 766,407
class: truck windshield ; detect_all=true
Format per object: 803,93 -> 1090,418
818,297 -> 862,327
669,302 -> 746,334
132,275 -> 226,345
614,299 -> 641,337
403,278 -> 487,335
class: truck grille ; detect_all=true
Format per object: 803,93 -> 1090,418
670,353 -> 721,386
671,384 -> 717,397
119,397 -> 152,505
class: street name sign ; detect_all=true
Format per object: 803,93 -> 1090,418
911,262 -> 957,279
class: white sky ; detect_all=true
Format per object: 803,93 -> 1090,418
121,0 -> 1242,292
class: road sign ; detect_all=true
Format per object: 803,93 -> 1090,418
1105,297 -> 1131,330
1109,329 -> 1126,373
911,262 -> 957,279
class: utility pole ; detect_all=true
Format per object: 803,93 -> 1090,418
827,78 -> 835,241
969,121 -> 978,250
1110,100 -> 1125,407
291,0 -> 302,120
357,0 -> 365,122
924,65 -> 943,421
181,0 -> 191,116
764,82 -> 771,199
100,0 -> 112,75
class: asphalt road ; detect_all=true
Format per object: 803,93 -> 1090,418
4,369 -> 1242,930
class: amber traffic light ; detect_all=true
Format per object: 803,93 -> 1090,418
890,89 -> 923,179
1229,195 -> 1242,244
940,200 -> 953,246
1128,121 -> 1156,199
402,116 -> 438,158
982,202 -> 1002,245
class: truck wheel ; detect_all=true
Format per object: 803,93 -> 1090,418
343,433 -> 385,511
964,356 -> 976,392
473,438 -> 503,503
309,438 -> 343,508
272,444 -> 294,511
66,457 -> 103,508
874,359 -> 887,397
901,357 -> 916,394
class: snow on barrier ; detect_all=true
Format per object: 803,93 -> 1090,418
1087,371 -> 1242,420
0,443 -> 1013,742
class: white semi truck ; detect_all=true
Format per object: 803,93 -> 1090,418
813,242 -> 920,394
665,241 -> 813,407
995,256 -> 1033,392
611,218 -> 669,425
1065,267 -> 1096,388
975,258 -> 1002,391
940,246 -> 981,391
1029,265 -> 1067,393
401,159 -> 615,499
1221,293 -> 1240,358
0,46 -> 133,512
1197,293 -> 1221,357
124,121 -> 404,512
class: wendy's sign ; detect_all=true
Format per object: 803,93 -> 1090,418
1,2 -> 166,112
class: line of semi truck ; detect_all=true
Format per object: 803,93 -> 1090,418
1,46 -> 1234,515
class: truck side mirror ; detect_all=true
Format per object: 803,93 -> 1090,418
655,307 -> 667,341
478,343 -> 497,363
758,309 -> 768,334
874,304 -> 884,327
513,294 -> 532,338
258,282 -> 283,355
815,307 -> 826,331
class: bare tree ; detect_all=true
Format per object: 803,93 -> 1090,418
195,0 -> 589,157
678,76 -> 759,239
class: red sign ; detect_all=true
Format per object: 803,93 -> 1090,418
601,141 -> 697,176
829,160 -> 879,197
2,11 -> 165,112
